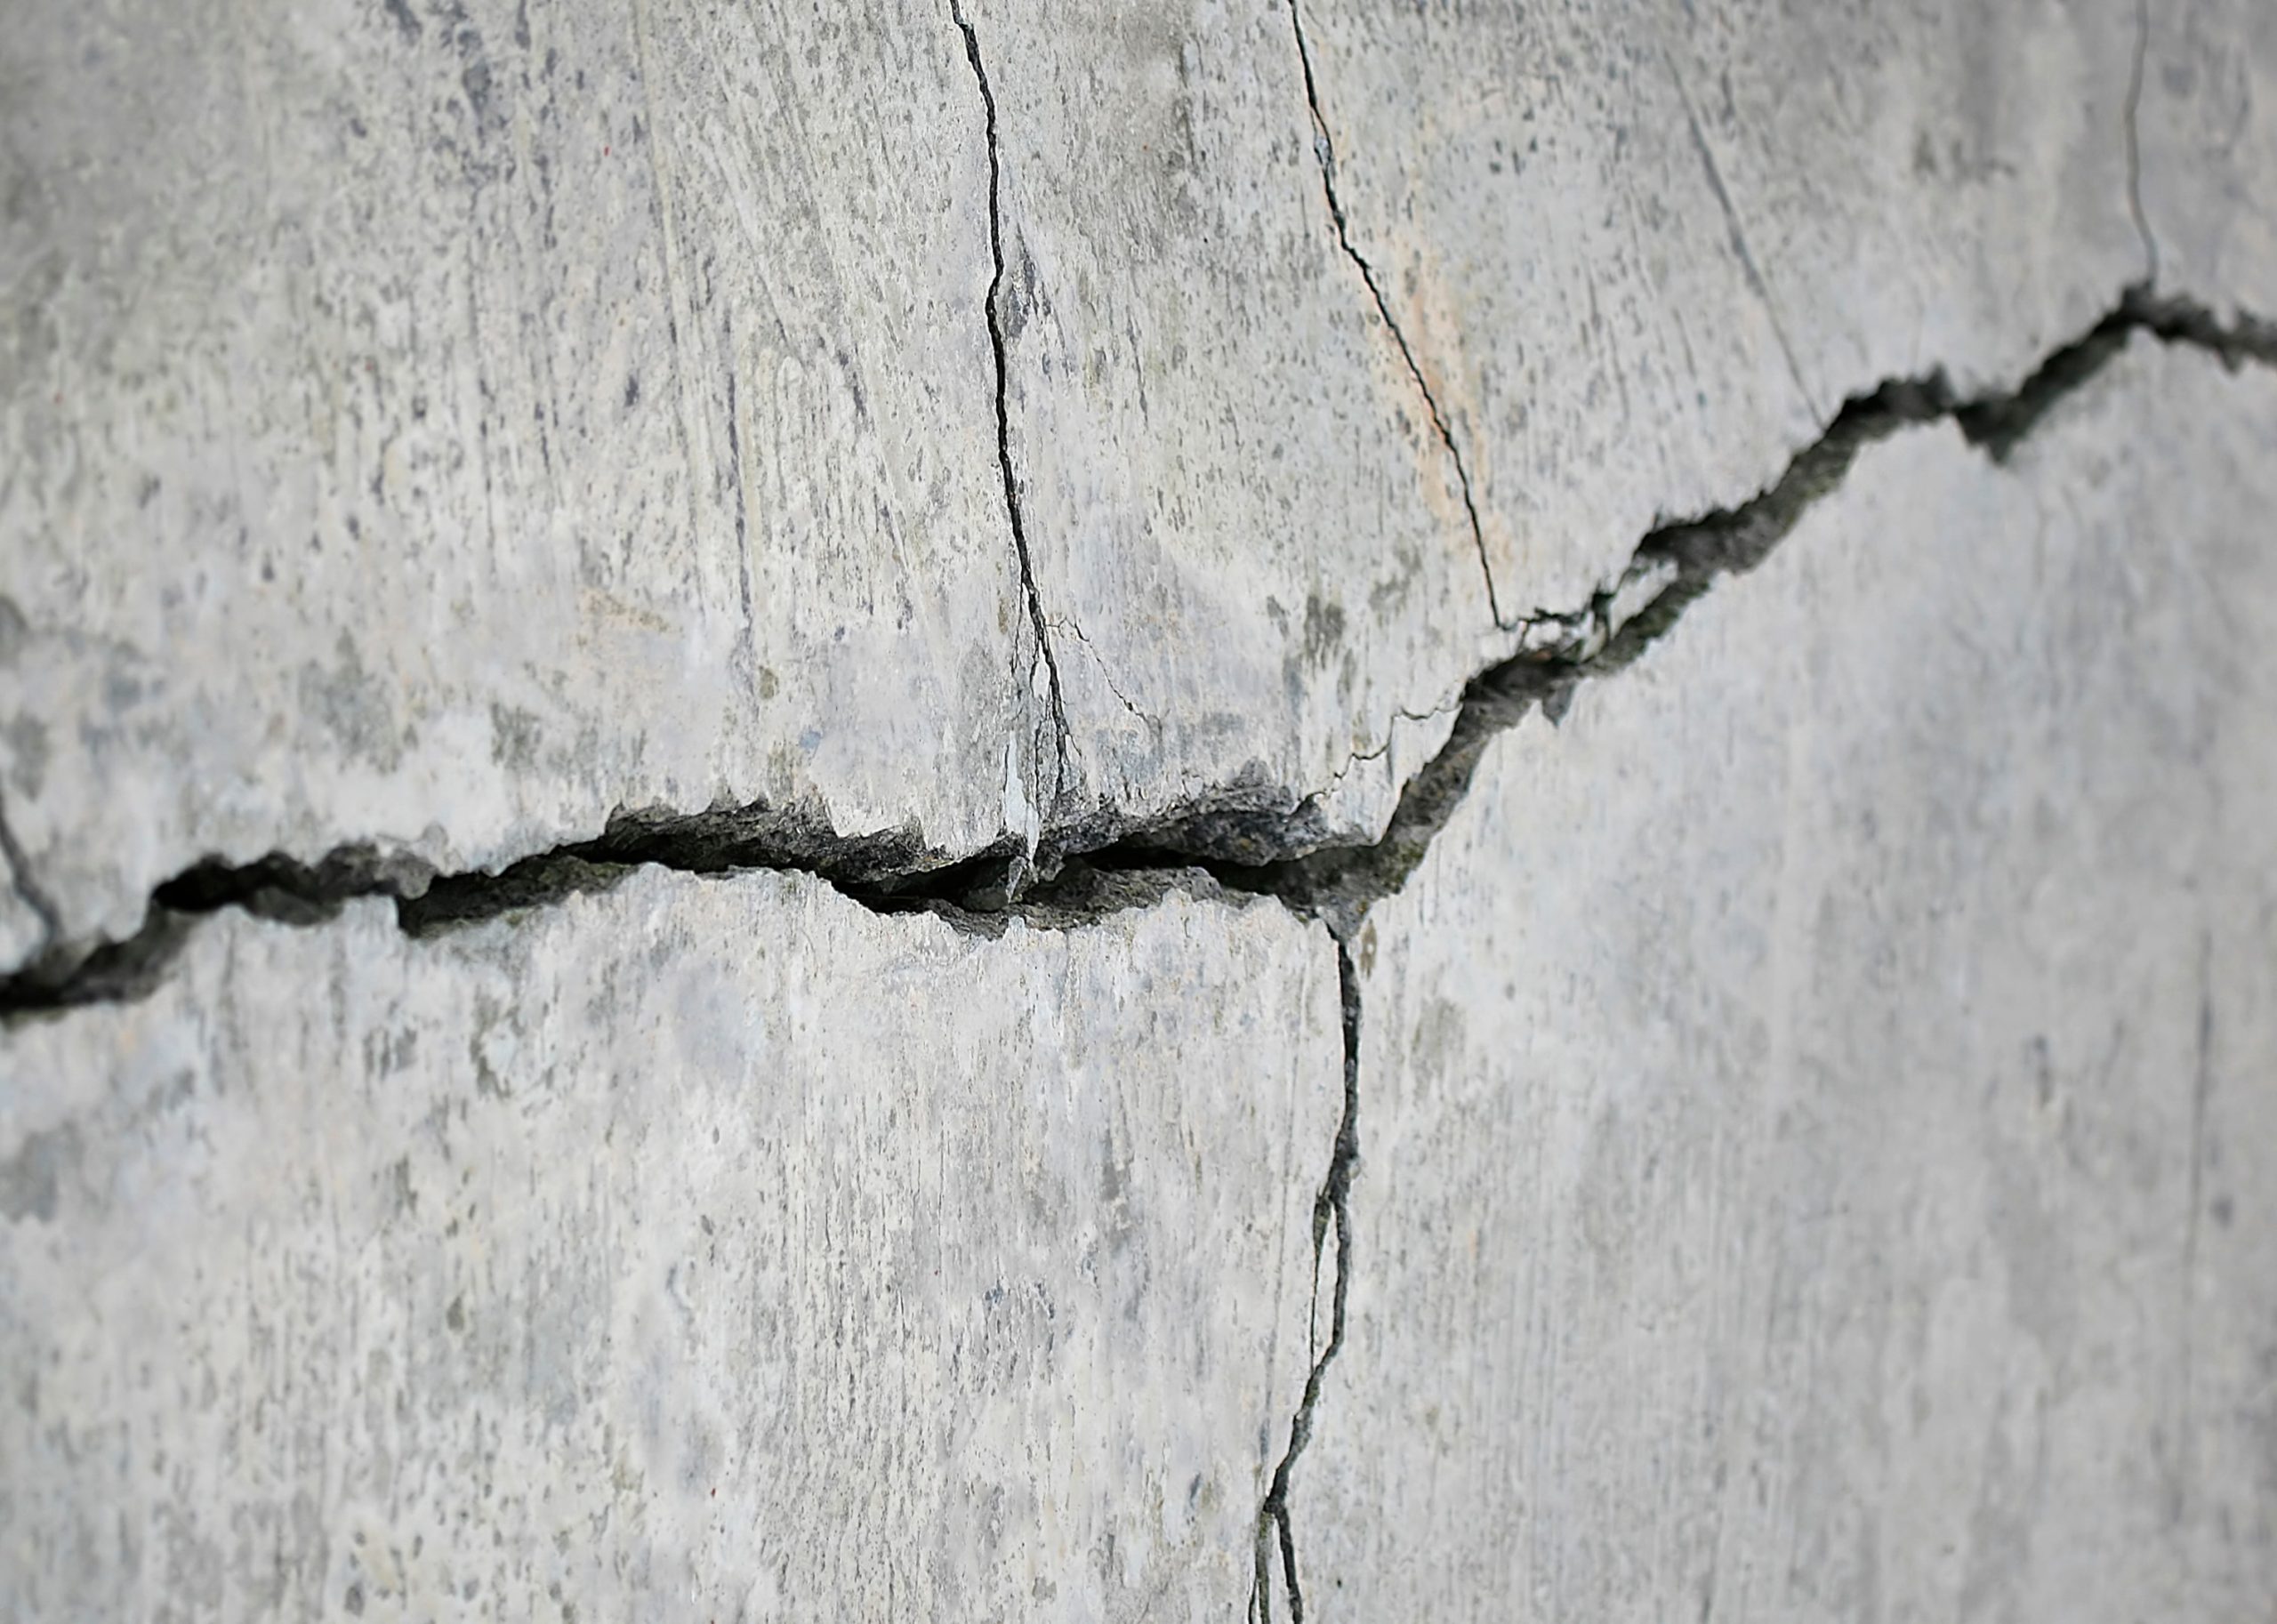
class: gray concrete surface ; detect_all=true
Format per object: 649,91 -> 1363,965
0,0 -> 1034,967
4,1 -> 2275,1619
2144,0 -> 2277,321
1291,0 -> 2148,626
10,0 -> 2264,974
1,875 -> 1342,1620
1289,340 -> 2277,1620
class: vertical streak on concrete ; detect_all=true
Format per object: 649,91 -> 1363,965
1282,0 -> 1504,631
2123,0 -> 2162,285
2174,925 -> 2214,1533
947,2 -> 1072,818
1251,936 -> 1364,1623
1662,49 -> 1818,419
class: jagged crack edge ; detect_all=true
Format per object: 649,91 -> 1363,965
1249,936 -> 1362,1624
1219,285 -> 2277,920
4,287 -> 2271,1020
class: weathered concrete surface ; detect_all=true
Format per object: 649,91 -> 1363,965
0,876 -> 1343,1620
973,0 -> 1486,848
1287,340 -> 2277,1619
1294,0 -> 2152,629
4,2 -> 2276,1618
0,0 -> 1035,969
14,2 -> 2267,975
2142,0 -> 2277,320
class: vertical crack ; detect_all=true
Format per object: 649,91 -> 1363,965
2123,0 -> 2162,285
1283,0 -> 1506,631
948,2 -> 1074,819
0,788 -> 61,958
1251,936 -> 1363,1623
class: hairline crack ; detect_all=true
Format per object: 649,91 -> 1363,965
951,0 -> 1074,828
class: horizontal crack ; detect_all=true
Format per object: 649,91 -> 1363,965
2,285 -> 2269,1020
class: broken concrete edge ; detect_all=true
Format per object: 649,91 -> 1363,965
3,284 -> 2269,1024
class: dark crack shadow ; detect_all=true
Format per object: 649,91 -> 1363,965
4,287 -> 2272,1025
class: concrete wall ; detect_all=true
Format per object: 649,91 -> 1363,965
4,3 -> 2273,1619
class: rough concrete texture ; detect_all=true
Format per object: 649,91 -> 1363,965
1289,341 -> 2277,1620
1291,0 -> 2148,625
11,0 -> 2268,972
2142,0 -> 2277,320
0,875 -> 1342,1620
0,0 -> 1034,963
5,0 -> 2277,1619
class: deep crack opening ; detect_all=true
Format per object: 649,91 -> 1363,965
4,287 -> 2272,1021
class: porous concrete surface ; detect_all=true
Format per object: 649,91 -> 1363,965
0,875 -> 1343,1620
1289,340 -> 2277,1620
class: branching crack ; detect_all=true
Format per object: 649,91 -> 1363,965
1250,937 -> 1361,1624
3,286 -> 2271,1024
950,0 -> 1074,821
1282,0 -> 1505,629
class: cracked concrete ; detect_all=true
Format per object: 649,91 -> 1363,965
951,0 -> 1074,834
16,0 -> 2261,969
9,285 -> 2265,1017
1290,336 -> 2277,1619
1,877 -> 1342,1620
5,2 -> 2277,1619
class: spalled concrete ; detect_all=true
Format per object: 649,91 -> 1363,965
1286,340 -> 2277,1620
0,874 -> 1343,1620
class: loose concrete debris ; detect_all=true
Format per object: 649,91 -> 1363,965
5,1 -> 2277,1619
